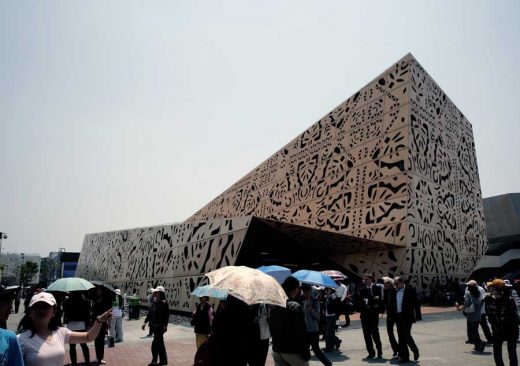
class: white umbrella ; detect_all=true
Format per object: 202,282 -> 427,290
206,266 -> 288,307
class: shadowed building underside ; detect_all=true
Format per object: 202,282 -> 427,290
77,54 -> 486,312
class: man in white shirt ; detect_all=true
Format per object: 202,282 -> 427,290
389,277 -> 421,363
334,280 -> 349,326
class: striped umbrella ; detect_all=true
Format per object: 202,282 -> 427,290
321,270 -> 348,281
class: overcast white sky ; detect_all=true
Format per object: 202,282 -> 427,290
1,1 -> 519,257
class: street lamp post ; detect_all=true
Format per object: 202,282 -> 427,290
0,232 -> 7,258
20,253 -> 25,286
0,232 -> 6,284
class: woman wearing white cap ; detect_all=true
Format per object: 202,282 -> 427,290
141,286 -> 169,366
16,292 -> 113,366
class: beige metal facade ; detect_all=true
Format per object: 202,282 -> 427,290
77,54 -> 486,312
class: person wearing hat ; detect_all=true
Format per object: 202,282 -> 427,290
142,286 -> 169,366
191,296 -> 214,349
16,292 -> 112,366
484,278 -> 519,366
109,289 -> 124,343
0,285 -> 24,365
462,280 -> 486,352
269,276 -> 311,366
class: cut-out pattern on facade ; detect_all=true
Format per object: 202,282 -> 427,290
77,54 -> 486,311
77,218 -> 251,311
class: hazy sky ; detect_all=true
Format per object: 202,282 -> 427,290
1,1 -> 519,257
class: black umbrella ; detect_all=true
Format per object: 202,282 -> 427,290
88,281 -> 116,301
90,281 -> 116,293
0,285 -> 19,301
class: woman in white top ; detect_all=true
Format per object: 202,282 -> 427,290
16,292 -> 112,366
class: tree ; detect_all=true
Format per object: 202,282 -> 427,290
14,261 -> 39,285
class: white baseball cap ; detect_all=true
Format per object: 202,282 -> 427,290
115,289 -> 121,295
152,286 -> 165,293
29,292 -> 57,308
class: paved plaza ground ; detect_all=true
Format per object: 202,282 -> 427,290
7,305 -> 515,366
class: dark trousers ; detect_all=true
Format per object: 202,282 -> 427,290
325,316 -> 340,350
492,335 -> 518,366
247,338 -> 269,366
14,301 -> 20,314
151,327 -> 167,364
70,342 -> 90,365
308,331 -> 331,365
481,313 -> 493,342
396,316 -> 418,361
95,327 -> 107,361
361,313 -> 382,356
467,319 -> 485,350
386,317 -> 399,354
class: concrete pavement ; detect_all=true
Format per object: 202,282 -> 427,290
6,306 -> 512,366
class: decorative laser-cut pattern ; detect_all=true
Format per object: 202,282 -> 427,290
78,54 -> 486,301
399,57 -> 487,289
77,218 -> 250,312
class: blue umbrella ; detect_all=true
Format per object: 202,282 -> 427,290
191,285 -> 228,300
256,265 -> 292,284
292,270 -> 337,288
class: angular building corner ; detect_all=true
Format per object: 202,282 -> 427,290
77,53 -> 487,312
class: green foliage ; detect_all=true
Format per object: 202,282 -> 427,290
15,261 -> 39,285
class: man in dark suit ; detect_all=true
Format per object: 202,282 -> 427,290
357,274 -> 384,358
387,276 -> 422,363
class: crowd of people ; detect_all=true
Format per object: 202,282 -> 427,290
455,278 -> 520,366
191,273 -> 423,366
0,283 -> 140,365
0,273 -> 518,366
